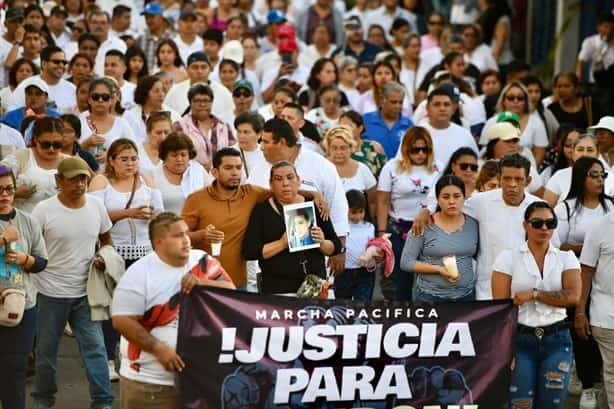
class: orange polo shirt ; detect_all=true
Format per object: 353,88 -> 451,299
182,183 -> 270,286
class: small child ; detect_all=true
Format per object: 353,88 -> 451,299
335,190 -> 375,300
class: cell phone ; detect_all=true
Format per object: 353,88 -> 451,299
281,52 -> 292,65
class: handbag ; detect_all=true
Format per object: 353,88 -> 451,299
0,288 -> 26,327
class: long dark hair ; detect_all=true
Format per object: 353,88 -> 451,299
156,39 -> 184,68
307,58 -> 338,91
565,156 -> 612,215
478,0 -> 512,45
124,46 -> 149,81
442,147 -> 478,176
551,125 -> 582,174
435,174 -> 465,212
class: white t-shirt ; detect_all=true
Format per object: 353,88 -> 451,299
493,243 -> 579,327
545,167 -> 572,204
480,112 -> 549,149
174,35 -> 204,66
0,37 -> 12,88
31,194 -> 112,298
418,121 -> 478,169
120,81 -> 136,109
79,111 -> 137,149
0,123 -> 25,150
465,44 -> 498,73
577,34 -> 614,82
346,221 -> 375,269
8,75 -> 77,113
94,35 -> 128,76
112,249 -> 205,386
555,198 -> 614,246
163,79 -> 235,121
377,159 -> 440,221
580,213 -> 614,329
341,162 -> 377,192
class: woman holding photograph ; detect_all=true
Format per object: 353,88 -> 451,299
243,161 -> 342,295
288,209 -> 316,249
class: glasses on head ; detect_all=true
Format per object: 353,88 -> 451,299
0,185 -> 15,195
410,146 -> 430,154
458,163 -> 479,172
38,141 -> 64,150
192,97 -> 212,105
528,218 -> 557,230
233,90 -> 251,98
588,170 -> 608,179
505,94 -> 526,102
91,93 -> 111,102
50,59 -> 68,65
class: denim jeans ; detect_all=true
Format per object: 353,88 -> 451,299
591,326 -> 614,408
509,327 -> 573,409
32,294 -> 114,409
335,267 -> 374,300
0,307 -> 37,409
413,286 -> 476,303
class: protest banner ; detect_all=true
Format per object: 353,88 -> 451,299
177,287 -> 517,409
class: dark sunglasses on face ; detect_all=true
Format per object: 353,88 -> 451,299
91,93 -> 111,102
50,59 -> 68,65
505,94 -> 526,102
528,218 -> 558,230
458,163 -> 479,172
410,146 -> 430,154
588,170 -> 608,179
0,185 -> 15,195
233,90 -> 251,98
38,141 -> 64,150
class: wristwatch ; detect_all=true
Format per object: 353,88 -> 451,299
338,246 -> 346,254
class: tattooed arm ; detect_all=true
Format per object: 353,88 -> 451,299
535,268 -> 581,308
112,315 -> 186,372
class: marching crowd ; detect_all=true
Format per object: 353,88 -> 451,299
0,0 -> 612,408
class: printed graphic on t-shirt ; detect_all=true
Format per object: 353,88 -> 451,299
0,242 -> 24,289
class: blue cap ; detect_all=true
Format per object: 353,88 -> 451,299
141,2 -> 164,15
267,9 -> 286,24
187,51 -> 210,66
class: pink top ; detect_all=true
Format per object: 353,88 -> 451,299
209,9 -> 228,31
420,34 -> 439,51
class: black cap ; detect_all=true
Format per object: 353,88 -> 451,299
187,51 -> 210,66
434,83 -> 460,103
50,5 -> 69,18
5,8 -> 24,21
179,9 -> 197,20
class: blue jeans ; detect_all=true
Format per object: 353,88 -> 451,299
509,328 -> 573,409
0,307 -> 37,409
32,294 -> 113,409
335,267 -> 374,300
413,286 -> 475,303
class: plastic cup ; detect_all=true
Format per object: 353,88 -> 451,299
442,255 -> 459,279
211,242 -> 222,256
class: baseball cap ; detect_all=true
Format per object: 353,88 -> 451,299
276,23 -> 296,40
267,9 -> 286,24
486,122 -> 521,142
433,83 -> 460,103
344,15 -> 361,27
232,79 -> 254,94
141,2 -> 164,15
186,51 -> 210,66
5,8 -> 24,21
588,116 -> 614,134
179,9 -> 197,20
50,5 -> 68,18
22,77 -> 50,94
278,38 -> 298,54
57,156 -> 91,179
497,111 -> 520,127
220,40 -> 244,64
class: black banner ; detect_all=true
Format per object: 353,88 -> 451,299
177,287 -> 517,409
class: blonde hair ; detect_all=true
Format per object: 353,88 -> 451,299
496,81 -> 532,114
325,125 -> 356,152
397,126 -> 435,173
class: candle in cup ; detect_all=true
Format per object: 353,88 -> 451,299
211,242 -> 222,256
442,255 -> 459,279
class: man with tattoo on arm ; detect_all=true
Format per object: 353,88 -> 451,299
111,212 -> 235,409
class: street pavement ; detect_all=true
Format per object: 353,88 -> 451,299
24,335 -> 603,409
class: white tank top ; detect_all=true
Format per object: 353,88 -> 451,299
151,166 -> 185,215
91,179 -> 164,260
15,150 -> 58,214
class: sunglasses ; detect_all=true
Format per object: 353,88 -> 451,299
505,94 -> 526,102
50,59 -> 68,65
91,93 -> 111,102
233,90 -> 251,98
458,163 -> 479,171
588,170 -> 608,179
528,218 -> 557,230
0,185 -> 15,195
410,146 -> 430,154
38,141 -> 64,150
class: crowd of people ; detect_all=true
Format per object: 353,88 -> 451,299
0,0 -> 612,408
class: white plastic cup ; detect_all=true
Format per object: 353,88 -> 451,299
442,255 -> 459,279
211,242 -> 222,256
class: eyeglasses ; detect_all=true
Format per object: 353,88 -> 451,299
192,98 -> 212,105
91,93 -> 111,102
233,91 -> 251,98
528,218 -> 558,230
428,20 -> 443,25
588,170 -> 608,179
50,59 -> 68,65
410,146 -> 430,154
505,94 -> 526,102
458,163 -> 479,171
38,141 -> 64,150
0,185 -> 15,195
